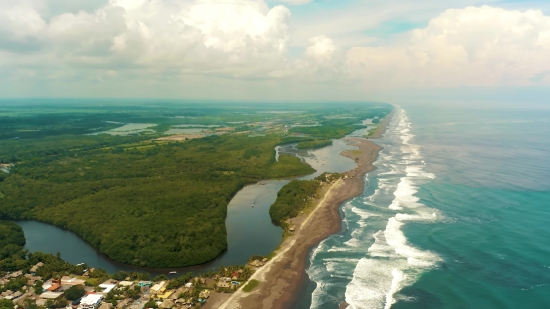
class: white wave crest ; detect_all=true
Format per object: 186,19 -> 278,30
344,108 -> 439,309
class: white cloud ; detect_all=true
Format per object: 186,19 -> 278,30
0,0 -> 295,80
347,5 -> 550,89
305,35 -> 337,61
1,2 -> 550,99
291,35 -> 348,82
276,0 -> 312,5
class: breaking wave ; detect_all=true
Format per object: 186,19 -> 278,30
306,108 -> 439,309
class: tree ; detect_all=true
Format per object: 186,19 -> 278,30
52,297 -> 68,309
0,299 -> 14,309
125,288 -> 140,300
23,298 -> 38,309
152,274 -> 167,282
63,285 -> 86,301
143,300 -> 158,309
34,280 -> 43,294
111,271 -> 128,281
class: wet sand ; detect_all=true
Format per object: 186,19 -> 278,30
370,109 -> 394,139
219,112 -> 393,309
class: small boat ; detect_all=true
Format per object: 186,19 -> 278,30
252,203 -> 255,208
169,271 -> 177,274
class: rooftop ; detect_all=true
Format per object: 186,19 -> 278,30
99,284 -> 116,294
81,294 -> 103,305
39,292 -> 63,299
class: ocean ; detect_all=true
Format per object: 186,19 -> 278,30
294,104 -> 550,309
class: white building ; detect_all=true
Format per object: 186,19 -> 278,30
150,281 -> 165,293
98,284 -> 116,294
79,294 -> 104,309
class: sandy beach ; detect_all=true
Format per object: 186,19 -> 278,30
219,112 -> 393,309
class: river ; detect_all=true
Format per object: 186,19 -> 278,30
15,135 -> 362,276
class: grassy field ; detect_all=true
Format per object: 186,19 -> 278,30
242,279 -> 260,292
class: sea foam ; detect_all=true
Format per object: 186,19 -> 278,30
344,108 -> 439,309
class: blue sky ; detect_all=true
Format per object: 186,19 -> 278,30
0,0 -> 549,103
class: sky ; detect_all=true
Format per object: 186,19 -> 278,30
1,0 -> 549,103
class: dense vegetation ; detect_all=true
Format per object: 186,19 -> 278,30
0,221 -> 26,269
63,285 -> 86,301
0,299 -> 14,309
295,139 -> 333,150
0,101 -> 391,268
269,180 -> 322,224
0,134 -> 314,267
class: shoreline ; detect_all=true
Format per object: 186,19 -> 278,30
218,111 -> 393,309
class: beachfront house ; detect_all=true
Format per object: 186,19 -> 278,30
216,277 -> 232,288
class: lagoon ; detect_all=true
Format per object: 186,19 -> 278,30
90,123 -> 157,136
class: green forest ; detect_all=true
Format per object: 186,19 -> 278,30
269,180 -> 322,224
0,101 -> 391,268
295,139 -> 333,150
0,221 -> 26,269
0,134 -> 314,267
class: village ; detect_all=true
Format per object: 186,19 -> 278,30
0,257 -> 270,309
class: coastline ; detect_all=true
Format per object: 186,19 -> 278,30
218,111 -> 393,309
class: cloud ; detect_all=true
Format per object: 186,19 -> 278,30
347,5 -> 550,89
276,0 -> 312,5
0,0 -> 296,81
1,2 -> 550,99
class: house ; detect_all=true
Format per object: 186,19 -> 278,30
98,284 -> 116,294
9,271 -> 23,278
159,299 -> 174,309
231,272 -> 239,280
30,262 -> 44,275
150,281 -> 165,294
24,274 -> 42,286
47,283 -> 61,292
39,292 -> 63,299
118,281 -> 133,287
138,281 -> 153,287
198,290 -> 210,299
62,276 -> 86,286
36,299 -> 47,306
12,291 -> 22,299
79,294 -> 104,309
157,291 -> 173,299
249,260 -> 265,267
216,277 -> 232,288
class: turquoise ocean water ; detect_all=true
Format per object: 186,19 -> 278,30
294,105 -> 550,309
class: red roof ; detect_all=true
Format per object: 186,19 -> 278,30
47,283 -> 61,292
231,272 -> 239,278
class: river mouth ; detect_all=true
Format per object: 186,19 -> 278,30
15,133 -> 363,276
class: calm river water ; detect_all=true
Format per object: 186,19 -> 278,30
16,136 -> 360,276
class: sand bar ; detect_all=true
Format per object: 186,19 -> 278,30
219,111 -> 393,309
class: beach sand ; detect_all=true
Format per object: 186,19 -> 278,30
202,291 -> 231,309
218,112 -> 393,309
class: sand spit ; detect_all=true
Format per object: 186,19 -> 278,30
219,112 -> 393,309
